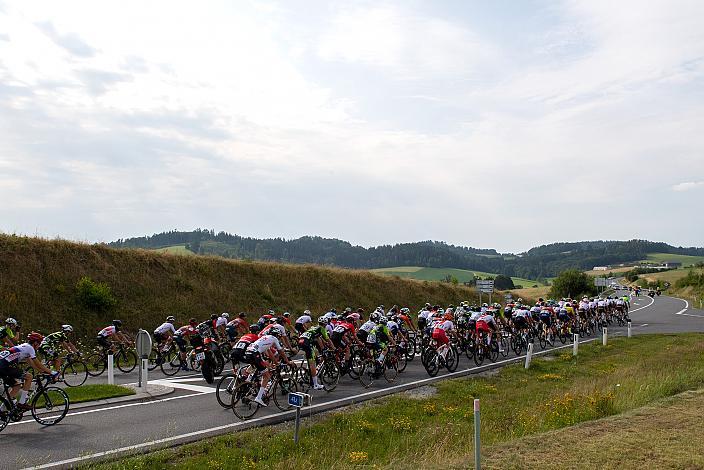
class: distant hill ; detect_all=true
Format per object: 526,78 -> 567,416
107,230 -> 704,279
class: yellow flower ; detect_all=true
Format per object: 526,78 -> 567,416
349,451 -> 369,463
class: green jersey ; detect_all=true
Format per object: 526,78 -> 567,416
301,325 -> 329,341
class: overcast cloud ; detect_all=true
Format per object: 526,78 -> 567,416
0,0 -> 702,252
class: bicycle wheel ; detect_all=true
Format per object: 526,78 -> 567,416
62,360 -> 88,387
396,350 -> 408,372
473,344 -> 485,367
384,357 -> 398,382
445,347 -> 459,372
489,342 -> 499,362
117,349 -> 138,373
358,360 -> 375,388
216,374 -> 237,408
538,333 -> 547,350
319,361 -> 340,392
0,396 -> 11,433
86,352 -> 106,376
465,338 -> 475,360
499,337 -> 509,357
160,349 -> 181,376
404,339 -> 416,361
147,348 -> 160,371
272,372 -> 298,411
424,350 -> 440,377
231,382 -> 259,420
296,367 -> 311,394
31,387 -> 69,426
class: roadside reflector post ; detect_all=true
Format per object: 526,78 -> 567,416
107,353 -> 114,385
627,322 -> 632,338
524,343 -> 533,369
602,327 -> 608,346
474,398 -> 481,470
573,334 -> 579,356
136,329 -> 153,394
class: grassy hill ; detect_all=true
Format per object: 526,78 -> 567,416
154,245 -> 194,256
0,235 -> 479,340
643,252 -> 704,267
370,266 -> 547,288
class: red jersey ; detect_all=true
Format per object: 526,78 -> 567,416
175,325 -> 196,337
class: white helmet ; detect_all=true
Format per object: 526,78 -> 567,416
5,317 -> 17,327
221,312 -> 230,319
61,324 -> 74,332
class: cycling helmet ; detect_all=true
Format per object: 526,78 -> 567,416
249,324 -> 261,334
112,320 -> 122,327
318,316 -> 328,325
283,312 -> 291,318
238,312 -> 246,318
369,312 -> 380,322
5,317 -> 17,327
377,315 -> 387,324
268,309 -> 275,315
27,332 -> 44,343
61,324 -> 74,332
304,309 -> 311,315
210,313 -> 218,320
330,308 -> 337,314
221,312 -> 230,319
269,317 -> 278,324
267,327 -> 281,337
344,307 -> 352,313
189,318 -> 197,326
166,316 -> 176,323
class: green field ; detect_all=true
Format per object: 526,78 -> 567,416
643,252 -> 704,267
370,266 -> 546,287
153,245 -> 195,256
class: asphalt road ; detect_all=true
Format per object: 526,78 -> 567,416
5,292 -> 703,469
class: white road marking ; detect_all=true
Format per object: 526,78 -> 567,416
640,324 -> 649,327
150,379 -> 215,393
672,299 -> 704,318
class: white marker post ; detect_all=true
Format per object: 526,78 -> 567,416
602,327 -> 608,346
107,353 -> 114,385
627,321 -> 632,338
573,334 -> 579,356
474,398 -> 481,470
524,343 -> 533,369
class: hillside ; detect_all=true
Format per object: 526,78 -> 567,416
0,235 -> 478,339
107,230 -> 704,279
370,266 -> 547,288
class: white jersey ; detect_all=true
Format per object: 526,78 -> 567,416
154,322 -> 176,335
435,320 -> 454,332
469,311 -> 482,321
247,335 -> 283,354
296,315 -> 312,325
323,312 -> 337,321
418,309 -> 431,320
478,314 -> 495,324
514,309 -> 528,318
260,324 -> 286,337
0,343 -> 36,363
216,317 -> 227,328
98,326 -> 117,337
359,320 -> 376,333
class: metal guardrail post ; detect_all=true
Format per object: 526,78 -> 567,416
107,353 -> 114,385
573,334 -> 579,355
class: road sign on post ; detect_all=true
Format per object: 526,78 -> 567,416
136,329 -> 152,393
289,392 -> 311,444
476,280 -> 495,304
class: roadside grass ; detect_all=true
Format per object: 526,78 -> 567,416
503,285 -> 551,302
478,388 -> 704,469
642,252 -> 704,267
92,333 -> 704,470
371,266 -> 546,287
583,266 -> 633,276
64,384 -> 135,404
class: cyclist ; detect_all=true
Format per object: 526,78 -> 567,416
356,314 -> 377,343
397,307 -> 416,331
153,316 -> 177,349
476,310 -> 500,350
330,314 -> 359,363
367,315 -> 395,366
38,324 -> 79,371
243,328 -> 294,406
259,318 -> 293,350
226,313 -> 249,343
97,320 -> 129,352
298,317 -> 334,390
214,313 -> 229,340
431,312 -> 454,360
230,324 -> 261,366
174,318 -> 199,370
295,310 -> 313,335
1,318 -> 19,348
0,332 -> 58,411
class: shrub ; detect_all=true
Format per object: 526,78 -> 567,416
550,269 -> 597,298
75,276 -> 117,311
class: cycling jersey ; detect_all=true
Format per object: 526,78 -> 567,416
0,326 -> 15,341
154,322 -> 176,335
386,320 -> 400,334
215,316 -> 227,328
259,324 -> 286,337
295,315 -> 312,325
227,318 -> 249,329
246,335 -> 283,354
40,331 -> 68,349
98,326 -> 117,337
0,343 -> 36,364
469,311 -> 482,321
300,325 -> 329,341
175,325 -> 197,337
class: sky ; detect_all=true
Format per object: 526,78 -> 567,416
0,0 -> 702,253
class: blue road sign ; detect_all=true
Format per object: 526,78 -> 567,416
288,392 -> 303,408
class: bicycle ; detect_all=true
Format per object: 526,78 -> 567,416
148,342 -> 181,376
58,353 -> 88,387
230,363 -> 299,419
86,343 -> 138,376
1,374 -> 70,432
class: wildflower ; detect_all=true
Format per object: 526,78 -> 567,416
349,451 -> 369,463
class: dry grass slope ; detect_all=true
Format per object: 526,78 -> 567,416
0,234 -> 478,338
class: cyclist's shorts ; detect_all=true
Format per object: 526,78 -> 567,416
356,330 -> 368,343
153,332 -> 166,344
418,317 -> 428,330
475,321 -> 491,334
331,332 -> 346,349
432,328 -> 449,345
174,336 -> 188,352
539,314 -> 552,326
96,336 -> 110,349
558,313 -> 571,322
298,338 -> 316,360
0,362 -> 24,386
225,326 -> 238,342
230,347 -> 246,364
294,323 -> 306,334
513,317 -> 528,329
243,351 -> 267,372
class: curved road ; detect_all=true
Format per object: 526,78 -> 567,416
5,293 -> 703,469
